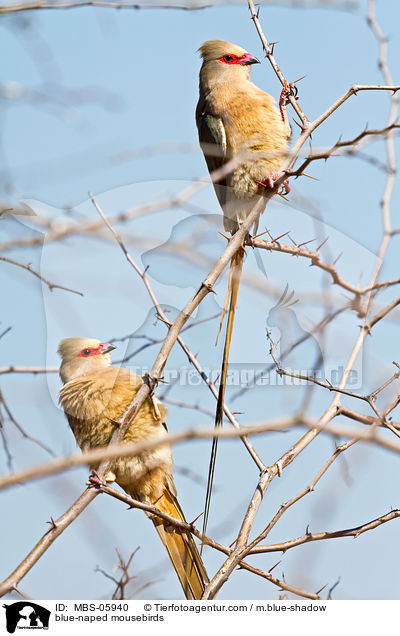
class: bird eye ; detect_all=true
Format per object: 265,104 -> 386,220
82,348 -> 92,356
224,55 -> 233,62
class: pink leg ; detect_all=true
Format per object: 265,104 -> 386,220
258,173 -> 290,195
279,83 -> 296,138
279,84 -> 291,123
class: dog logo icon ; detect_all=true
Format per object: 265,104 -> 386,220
3,602 -> 50,633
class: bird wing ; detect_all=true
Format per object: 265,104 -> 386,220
196,96 -> 228,211
59,366 -> 167,457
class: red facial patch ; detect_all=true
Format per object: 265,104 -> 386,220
79,346 -> 100,358
219,54 -> 240,65
219,53 -> 257,66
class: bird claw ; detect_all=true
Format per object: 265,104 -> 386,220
88,474 -> 102,488
257,173 -> 290,196
279,179 -> 291,196
88,471 -> 115,488
279,82 -> 298,129
280,82 -> 298,107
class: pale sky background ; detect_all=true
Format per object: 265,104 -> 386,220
0,0 -> 400,600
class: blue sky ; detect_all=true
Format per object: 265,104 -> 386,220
1,0 -> 400,600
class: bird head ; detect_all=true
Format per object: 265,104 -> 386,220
198,40 -> 260,88
58,337 -> 117,383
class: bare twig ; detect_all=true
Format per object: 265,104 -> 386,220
250,509 -> 400,554
0,389 -> 55,458
287,123 -> 400,179
251,237 -> 400,300
248,0 -> 309,126
0,367 -> 58,376
0,0 -> 212,14
0,418 -> 303,493
0,256 -> 84,295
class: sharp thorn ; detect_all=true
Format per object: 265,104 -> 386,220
316,236 -> 329,252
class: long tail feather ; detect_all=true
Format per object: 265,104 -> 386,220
202,248 -> 244,543
215,258 -> 235,345
153,488 -> 209,600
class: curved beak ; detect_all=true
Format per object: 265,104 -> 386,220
99,342 -> 117,355
241,53 -> 260,66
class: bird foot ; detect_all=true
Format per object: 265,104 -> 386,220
280,82 -> 297,104
245,229 -> 268,248
88,471 -> 115,488
88,474 -> 103,488
244,233 -> 255,248
279,82 -> 298,109
257,173 -> 290,196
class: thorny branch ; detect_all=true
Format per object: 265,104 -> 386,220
286,122 -> 400,179
248,0 -> 309,126
3,416 -> 393,600
1,0 -> 400,601
250,509 -> 400,554
200,1 -> 400,599
90,193 -> 265,471
251,236 -> 400,303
